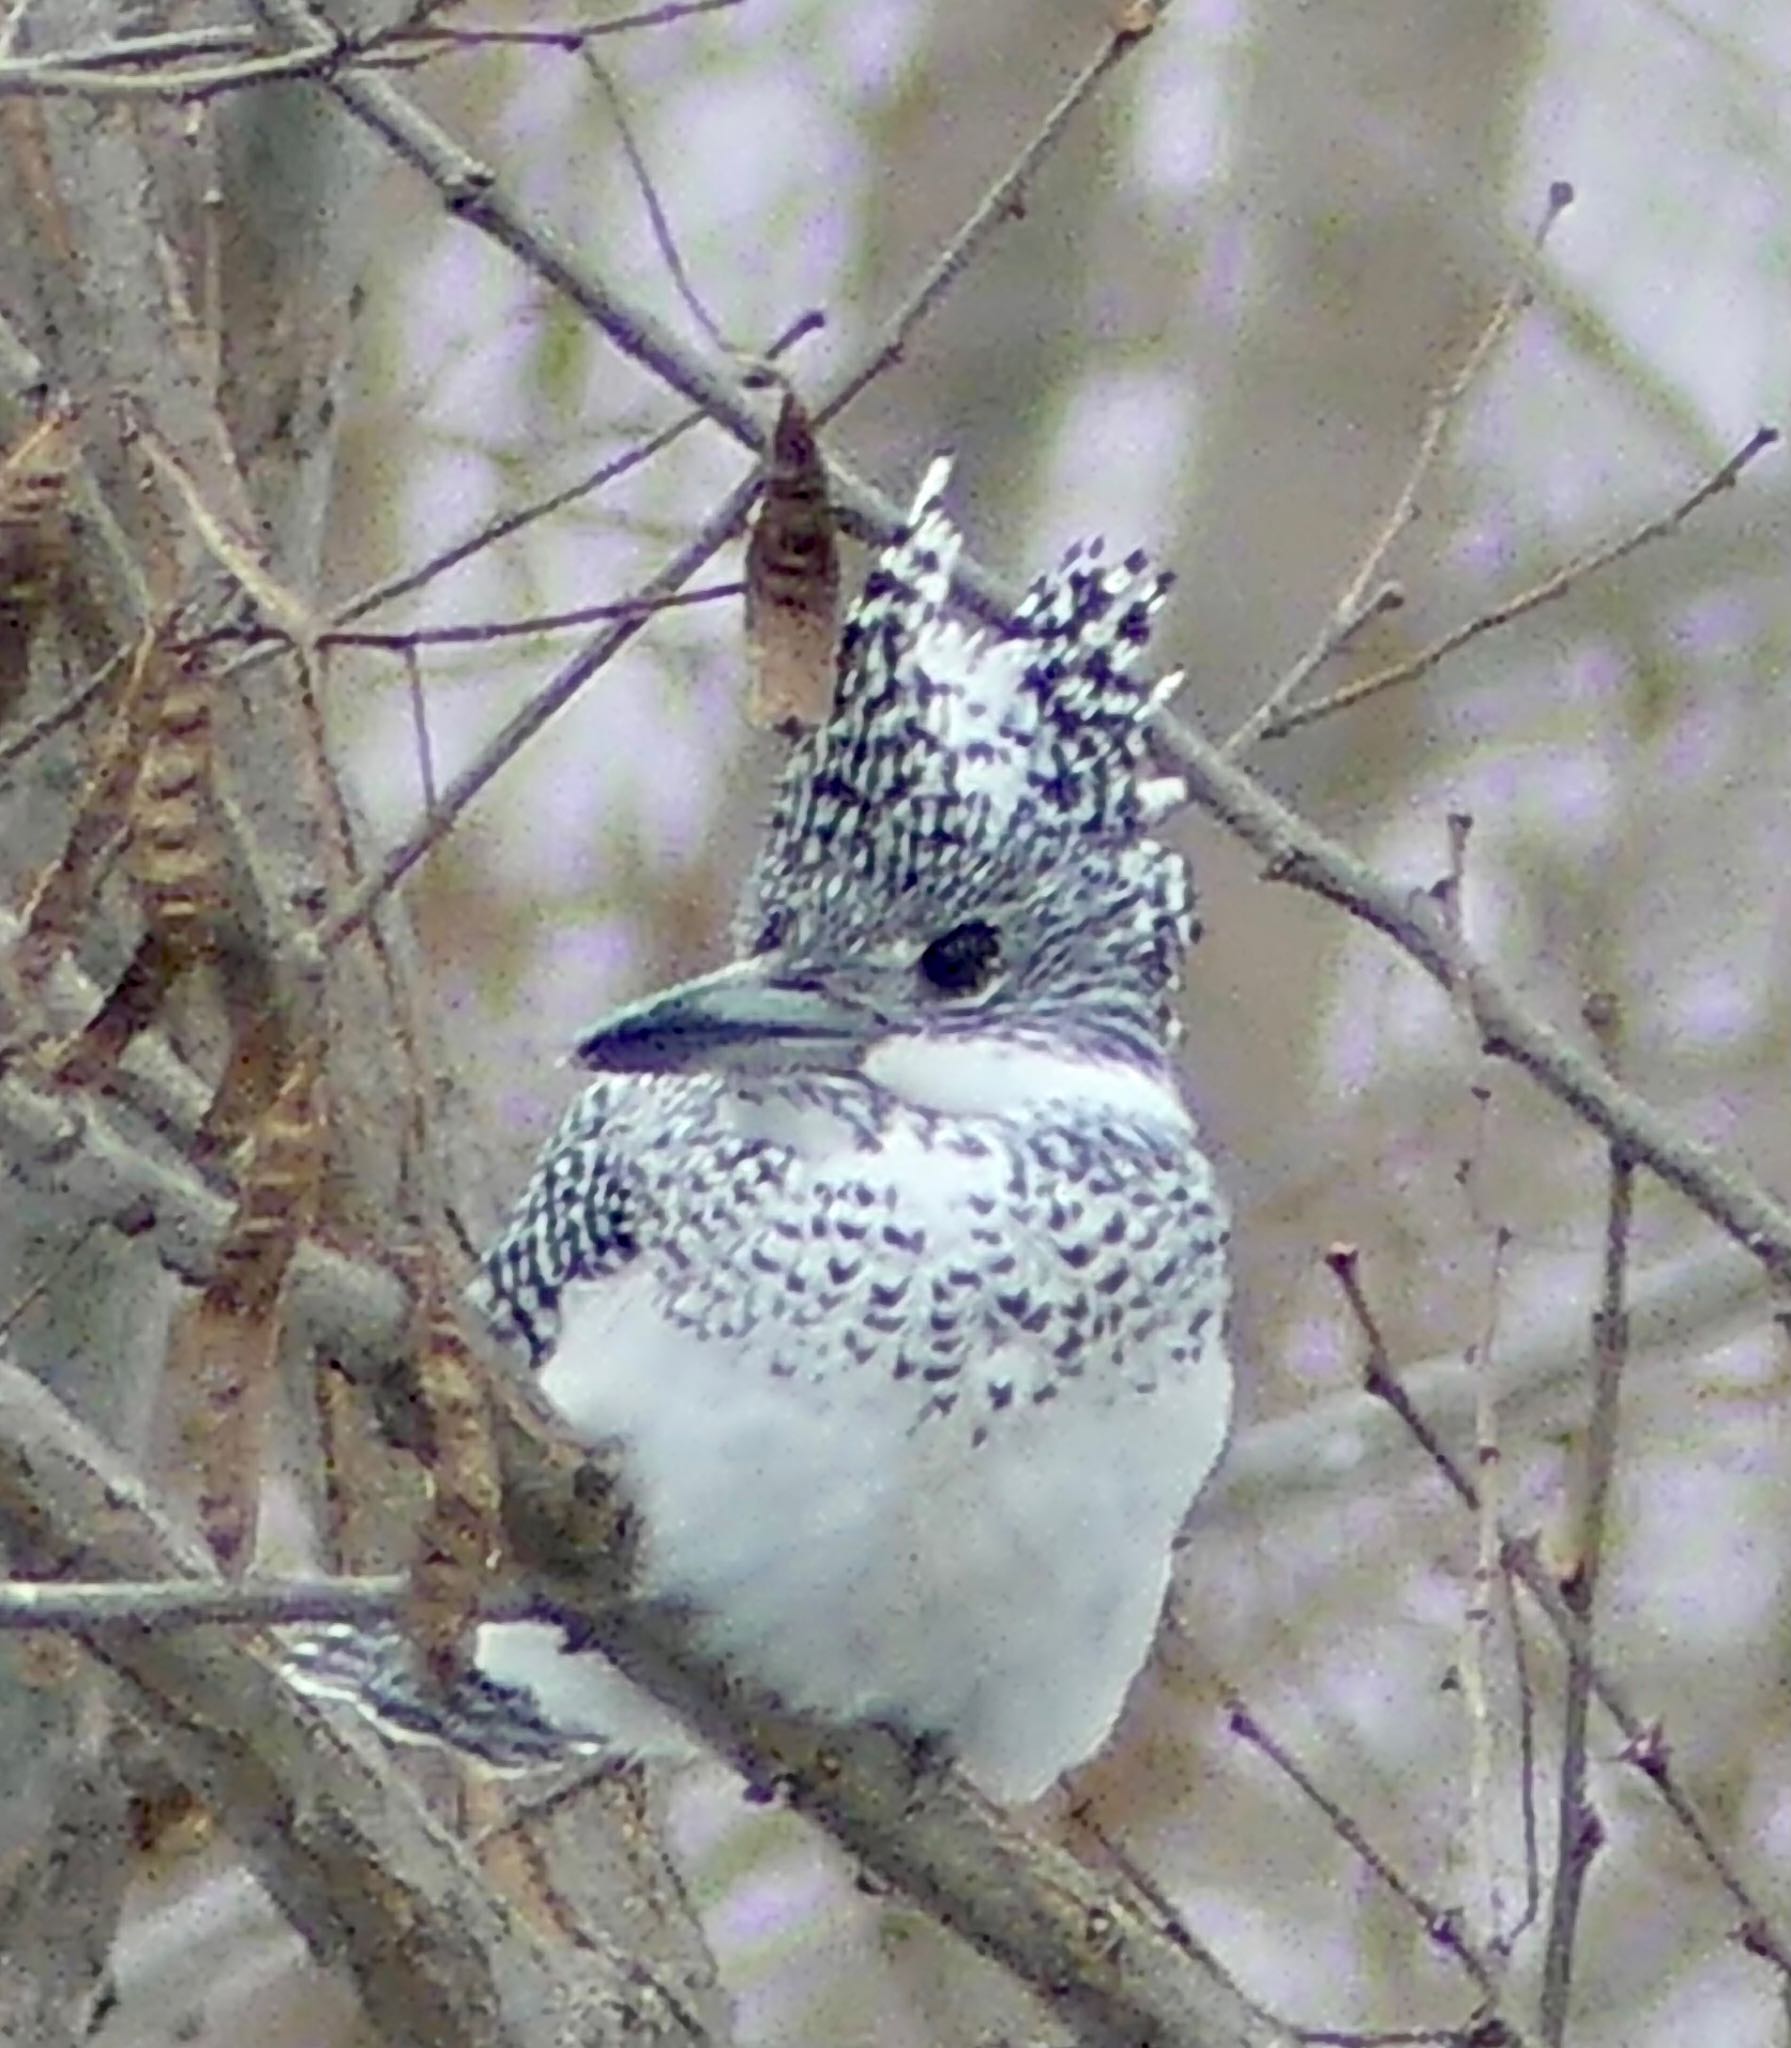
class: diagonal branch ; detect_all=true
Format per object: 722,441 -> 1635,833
244,0 -> 767,450
14,720 -> 1791,2032
4,965 -> 1268,2047
1148,710 -> 1791,1291
1255,422 -> 1779,745
0,1060 -> 410,1381
0,1355 -> 718,2048
817,21 -> 1153,425
1349,1321 -> 1791,1995
1224,179 -> 1576,758
315,476 -> 760,952
237,0 -> 1088,635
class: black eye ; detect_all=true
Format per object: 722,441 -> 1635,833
917,919 -> 1002,997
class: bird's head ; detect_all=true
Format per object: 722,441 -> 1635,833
575,459 -> 1195,1106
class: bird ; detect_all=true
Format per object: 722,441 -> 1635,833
286,457 -> 1233,1803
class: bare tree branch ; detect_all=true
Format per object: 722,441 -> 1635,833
1206,1246 -> 1760,1530
817,19 -> 1152,425
1223,179 -> 1576,758
1149,710 -> 1791,1292
235,0 -> 1090,639
1253,422 -> 1779,744
1538,995 -> 1633,2046
315,476 -> 761,952
0,1570 -> 412,1631
6,15 -> 1783,2039
1336,1277 -> 1791,1995
1217,1677 -> 1516,2033
0,6 -> 747,100
227,0 -> 1791,1336
0,1056 -> 410,1381
244,0 -> 769,456
0,1355 -> 723,2048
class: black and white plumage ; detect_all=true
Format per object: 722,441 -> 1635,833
290,458 -> 1232,1802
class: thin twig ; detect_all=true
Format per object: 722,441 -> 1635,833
219,581 -> 742,651
0,40 -> 352,101
1538,994 -> 1633,2046
1153,711 -> 1791,1293
258,0 -> 1138,951
401,645 -> 437,813
247,0 -> 770,456
1224,182 -> 1574,758
0,24 -> 249,72
333,307 -> 818,631
329,437 -> 683,626
1210,1248 -> 1758,1537
1321,1248 -> 1524,2012
1217,1671 -> 1505,2012
239,0 -> 1125,642
291,0 -> 1089,950
1229,580 -> 1406,758
1324,1250 -> 1791,1997
0,644 -> 130,772
1500,1565 -> 1543,1958
1060,1812 -> 1287,2039
200,309 -> 810,777
818,20 -> 1148,425
1255,422 -> 1780,744
0,2 -> 739,85
317,476 -> 760,952
0,1571 -> 413,1631
1519,1562 -> 1791,2000
1462,1229 -> 1513,1961
389,2 -> 744,50
583,51 -> 732,357
0,5 -> 742,98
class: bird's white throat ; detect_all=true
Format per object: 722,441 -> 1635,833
863,1031 -> 1189,1126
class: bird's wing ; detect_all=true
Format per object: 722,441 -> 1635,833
474,1077 -> 647,1360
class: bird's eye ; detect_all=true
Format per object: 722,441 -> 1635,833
917,919 -> 1002,998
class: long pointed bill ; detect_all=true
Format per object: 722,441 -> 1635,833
574,957 -> 879,1077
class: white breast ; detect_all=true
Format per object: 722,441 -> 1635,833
501,1114 -> 1232,1800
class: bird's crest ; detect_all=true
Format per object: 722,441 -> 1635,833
737,461 -> 1194,1046
746,459 -> 1184,917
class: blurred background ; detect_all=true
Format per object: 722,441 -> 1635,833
21,0 -> 1791,2041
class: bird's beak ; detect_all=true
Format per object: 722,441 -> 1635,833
574,957 -> 878,1077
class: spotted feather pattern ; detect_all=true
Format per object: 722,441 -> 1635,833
284,1622 -> 588,1769
481,462 -> 1200,1353
477,1081 -> 640,1357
